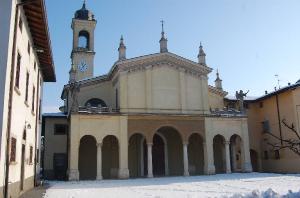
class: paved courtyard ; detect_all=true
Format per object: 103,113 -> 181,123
22,173 -> 300,198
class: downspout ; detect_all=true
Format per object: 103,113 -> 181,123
275,94 -> 283,145
4,3 -> 19,198
34,71 -> 40,186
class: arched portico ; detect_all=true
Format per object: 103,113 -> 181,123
102,135 -> 119,179
213,135 -> 226,173
230,134 -> 243,172
188,133 -> 204,175
128,133 -> 145,178
79,135 -> 97,180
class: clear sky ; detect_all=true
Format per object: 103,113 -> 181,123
43,0 -> 300,113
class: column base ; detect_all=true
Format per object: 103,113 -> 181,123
204,164 -> 216,175
68,169 -> 79,181
118,168 -> 129,179
147,174 -> 153,178
243,162 -> 253,172
96,175 -> 103,180
184,172 -> 190,177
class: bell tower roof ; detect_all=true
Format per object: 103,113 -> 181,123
74,1 -> 95,20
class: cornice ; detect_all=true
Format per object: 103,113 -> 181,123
208,85 -> 228,97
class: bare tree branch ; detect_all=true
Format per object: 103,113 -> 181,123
265,119 -> 300,157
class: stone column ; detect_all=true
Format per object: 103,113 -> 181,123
140,138 -> 145,177
96,143 -> 103,180
147,143 -> 153,178
225,141 -> 231,174
183,142 -> 189,176
164,143 -> 169,176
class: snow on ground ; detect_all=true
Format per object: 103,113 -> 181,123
43,173 -> 300,198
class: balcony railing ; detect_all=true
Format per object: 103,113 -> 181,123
78,106 -> 119,114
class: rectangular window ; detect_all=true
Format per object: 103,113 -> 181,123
25,72 -> 29,102
54,124 -> 68,135
15,53 -> 21,88
34,62 -> 36,70
29,146 -> 33,164
39,99 -> 42,120
115,89 -> 118,109
259,102 -> 264,108
32,86 -> 35,112
264,150 -> 269,160
262,120 -> 270,133
19,17 -> 23,32
27,41 -> 30,55
36,149 -> 39,163
10,138 -> 17,162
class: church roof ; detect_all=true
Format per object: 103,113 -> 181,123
74,2 -> 95,21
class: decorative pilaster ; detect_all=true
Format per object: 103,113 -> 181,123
225,141 -> 232,174
183,142 -> 189,176
96,142 -> 103,180
147,143 -> 153,178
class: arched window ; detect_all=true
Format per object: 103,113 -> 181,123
78,30 -> 90,49
85,98 -> 107,108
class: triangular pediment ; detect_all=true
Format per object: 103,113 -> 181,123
114,52 -> 212,76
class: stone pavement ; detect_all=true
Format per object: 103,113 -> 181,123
19,184 -> 48,198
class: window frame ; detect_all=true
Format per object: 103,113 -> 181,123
54,124 -> 68,135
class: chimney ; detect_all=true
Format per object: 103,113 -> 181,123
265,91 -> 268,94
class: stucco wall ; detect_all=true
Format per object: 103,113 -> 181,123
247,87 -> 300,173
0,2 -> 45,197
43,117 -> 68,178
118,66 -> 208,114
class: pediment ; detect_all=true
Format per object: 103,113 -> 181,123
115,52 -> 212,77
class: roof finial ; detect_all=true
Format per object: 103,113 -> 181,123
160,20 -> 165,37
82,0 -> 86,8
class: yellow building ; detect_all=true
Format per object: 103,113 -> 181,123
0,0 -> 55,197
42,3 -> 252,181
225,81 -> 300,173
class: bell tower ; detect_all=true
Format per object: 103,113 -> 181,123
70,1 -> 96,81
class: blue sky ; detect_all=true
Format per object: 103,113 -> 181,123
43,0 -> 300,112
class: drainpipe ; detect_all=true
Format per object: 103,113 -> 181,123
34,71 -> 40,186
275,94 -> 283,145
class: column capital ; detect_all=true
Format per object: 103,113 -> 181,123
182,141 -> 189,146
225,141 -> 231,145
147,142 -> 153,146
96,142 -> 103,147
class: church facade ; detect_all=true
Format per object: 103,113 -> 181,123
43,3 -> 252,181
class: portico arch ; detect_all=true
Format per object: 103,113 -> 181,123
128,133 -> 145,178
230,134 -> 243,172
102,135 -> 119,179
188,133 -> 204,175
79,135 -> 97,180
152,126 -> 183,176
213,135 -> 226,173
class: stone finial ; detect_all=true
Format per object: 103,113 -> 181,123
118,35 -> 126,61
198,42 -> 206,65
160,20 -> 168,53
215,69 -> 223,90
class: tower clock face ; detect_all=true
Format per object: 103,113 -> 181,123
78,60 -> 88,72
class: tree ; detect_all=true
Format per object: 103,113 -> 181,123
266,119 -> 300,156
